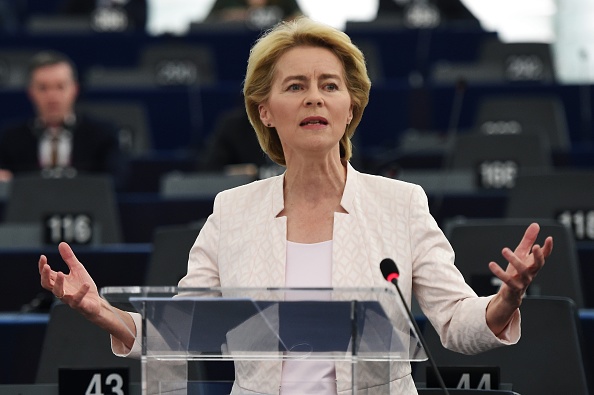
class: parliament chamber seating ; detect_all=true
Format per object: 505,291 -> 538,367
414,297 -> 592,395
0,10 -> 593,392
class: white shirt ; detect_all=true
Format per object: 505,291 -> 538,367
281,240 -> 337,395
37,115 -> 75,169
39,127 -> 73,168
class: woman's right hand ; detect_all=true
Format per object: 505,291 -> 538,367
39,241 -> 102,320
39,242 -> 137,351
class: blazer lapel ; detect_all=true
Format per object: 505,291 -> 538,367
246,174 -> 287,287
332,163 -> 374,287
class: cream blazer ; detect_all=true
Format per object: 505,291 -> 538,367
122,163 -> 520,394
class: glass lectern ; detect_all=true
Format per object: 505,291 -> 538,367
101,286 -> 427,395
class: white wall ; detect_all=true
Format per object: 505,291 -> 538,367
552,0 -> 594,83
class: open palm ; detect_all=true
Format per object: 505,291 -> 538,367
39,242 -> 102,319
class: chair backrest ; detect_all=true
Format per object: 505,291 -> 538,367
76,100 -> 152,157
84,66 -> 157,88
430,61 -> 503,84
479,39 -> 556,82
446,133 -> 552,190
144,222 -> 204,286
35,303 -> 141,383
413,297 -> 591,395
0,49 -> 42,88
85,43 -> 216,88
444,217 -> 584,307
0,223 -> 43,248
26,15 -> 92,34
397,169 -> 476,194
160,172 -> 254,199
139,43 -> 217,87
473,95 -> 570,152
3,174 -> 122,244
350,40 -> 385,84
505,171 -> 594,243
430,38 -> 555,84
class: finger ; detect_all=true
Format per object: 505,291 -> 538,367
514,223 -> 540,257
530,243 -> 548,271
39,256 -> 55,286
40,264 -> 55,290
58,242 -> 82,271
501,247 -> 534,278
488,261 -> 508,282
488,261 -> 524,293
54,271 -> 66,298
38,255 -> 47,275
70,283 -> 91,306
541,236 -> 554,258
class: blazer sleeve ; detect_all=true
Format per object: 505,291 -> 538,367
409,184 -> 520,355
178,193 -> 222,289
111,312 -> 143,358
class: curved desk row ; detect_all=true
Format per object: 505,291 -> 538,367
1,310 -> 593,387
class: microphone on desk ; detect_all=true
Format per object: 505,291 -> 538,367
380,258 -> 450,395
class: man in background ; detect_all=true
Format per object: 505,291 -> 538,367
0,50 -> 125,185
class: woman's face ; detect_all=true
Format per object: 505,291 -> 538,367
258,46 -> 353,163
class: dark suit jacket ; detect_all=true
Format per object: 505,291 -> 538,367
198,106 -> 269,172
0,113 -> 125,182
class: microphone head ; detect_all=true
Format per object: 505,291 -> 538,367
380,258 -> 399,282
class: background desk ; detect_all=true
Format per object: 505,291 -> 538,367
2,311 -> 593,386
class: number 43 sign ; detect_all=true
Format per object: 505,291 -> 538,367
59,368 -> 129,395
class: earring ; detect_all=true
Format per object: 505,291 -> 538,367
267,123 -> 272,127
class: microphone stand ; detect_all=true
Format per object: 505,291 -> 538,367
388,277 -> 451,395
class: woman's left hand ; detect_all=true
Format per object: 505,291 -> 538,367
486,222 -> 553,335
490,222 -> 554,304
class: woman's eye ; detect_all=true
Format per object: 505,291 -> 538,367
325,83 -> 338,91
288,84 -> 301,91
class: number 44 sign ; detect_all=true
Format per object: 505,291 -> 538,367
59,368 -> 129,395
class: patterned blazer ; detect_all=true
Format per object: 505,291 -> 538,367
125,163 -> 520,394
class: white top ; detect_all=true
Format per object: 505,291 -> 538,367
280,240 -> 337,395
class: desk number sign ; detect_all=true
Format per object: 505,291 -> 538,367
59,368 -> 129,395
44,213 -> 94,245
427,366 -> 500,390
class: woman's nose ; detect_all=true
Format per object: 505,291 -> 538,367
304,93 -> 323,107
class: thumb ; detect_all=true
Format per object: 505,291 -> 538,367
57,242 -> 83,271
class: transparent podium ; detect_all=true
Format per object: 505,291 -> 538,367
101,286 -> 428,395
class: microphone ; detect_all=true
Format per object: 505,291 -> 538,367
380,258 -> 450,395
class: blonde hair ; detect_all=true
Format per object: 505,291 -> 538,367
243,17 -> 371,166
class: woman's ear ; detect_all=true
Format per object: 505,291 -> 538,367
258,104 -> 272,127
347,104 -> 354,125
